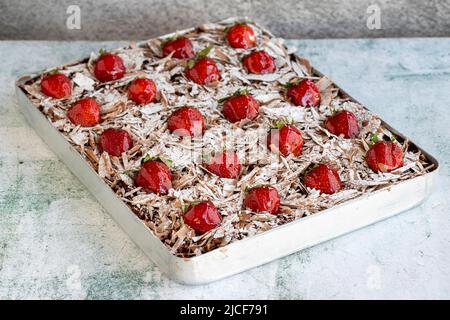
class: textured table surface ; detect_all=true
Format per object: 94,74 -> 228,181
0,39 -> 449,299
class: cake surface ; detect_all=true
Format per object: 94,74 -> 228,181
21,18 -> 432,257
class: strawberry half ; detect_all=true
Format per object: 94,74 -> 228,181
227,23 -> 256,49
67,97 -> 101,127
324,110 -> 360,138
244,186 -> 281,215
94,52 -> 126,82
128,78 -> 157,104
40,73 -> 72,99
183,201 -> 222,234
167,106 -> 205,137
205,150 -> 241,179
287,79 -> 320,107
303,164 -> 342,194
366,140 -> 404,173
243,50 -> 275,74
135,159 -> 172,195
98,128 -> 133,157
162,37 -> 195,59
222,89 -> 259,123
267,124 -> 304,157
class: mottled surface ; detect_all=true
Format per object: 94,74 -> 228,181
1,0 -> 450,40
0,39 -> 449,299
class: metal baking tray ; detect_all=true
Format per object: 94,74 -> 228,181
15,17 -> 439,284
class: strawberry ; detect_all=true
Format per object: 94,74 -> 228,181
98,128 -> 133,157
40,73 -> 72,99
243,50 -> 275,74
128,78 -> 157,104
135,159 -> 172,195
324,110 -> 359,138
244,186 -> 280,215
205,150 -> 241,179
222,89 -> 259,123
162,37 -> 195,59
366,141 -> 404,173
267,124 -> 304,157
167,106 -> 205,137
67,97 -> 101,127
94,52 -> 126,82
183,201 -> 222,234
186,57 -> 221,85
287,79 -> 320,107
303,164 -> 342,194
227,23 -> 256,49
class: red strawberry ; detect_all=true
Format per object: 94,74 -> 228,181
287,79 -> 321,107
243,51 -> 275,74
366,141 -> 404,173
98,128 -> 133,157
135,159 -> 172,195
205,150 -> 241,179
244,186 -> 280,215
40,73 -> 72,99
222,91 -> 259,123
128,78 -> 157,104
324,110 -> 360,138
227,24 -> 256,49
94,52 -> 126,82
304,164 -> 342,194
186,57 -> 221,85
267,124 -> 304,157
67,97 -> 101,127
162,37 -> 195,59
167,107 -> 205,137
183,201 -> 222,234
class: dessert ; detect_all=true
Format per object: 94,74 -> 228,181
21,19 -> 432,257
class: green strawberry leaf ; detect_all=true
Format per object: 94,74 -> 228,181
187,59 -> 195,69
234,88 -> 249,96
141,154 -> 153,164
198,46 -> 213,59
160,36 -> 175,48
141,155 -> 173,167
370,133 -> 379,144
218,96 -> 230,104
47,69 -> 59,76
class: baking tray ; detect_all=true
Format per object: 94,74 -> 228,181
15,17 -> 439,284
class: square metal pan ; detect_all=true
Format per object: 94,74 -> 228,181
15,17 -> 439,285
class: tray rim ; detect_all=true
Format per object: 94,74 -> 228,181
14,16 -> 440,264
